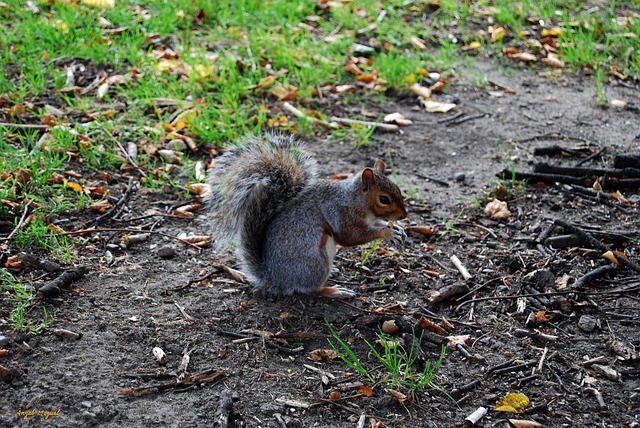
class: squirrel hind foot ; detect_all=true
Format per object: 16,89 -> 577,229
316,286 -> 356,299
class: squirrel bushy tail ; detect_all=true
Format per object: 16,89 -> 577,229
207,132 -> 317,282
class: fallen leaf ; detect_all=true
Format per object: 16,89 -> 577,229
5,255 -> 27,269
65,181 -> 83,193
177,234 -> 211,247
387,389 -> 410,406
484,198 -> 511,219
309,349 -> 338,362
509,419 -> 543,428
421,99 -> 456,113
541,27 -> 564,37
417,316 -> 447,335
446,334 -> 470,350
327,391 -> 341,400
541,53 -> 565,68
89,200 -> 113,213
511,52 -> 537,62
358,385 -> 373,397
536,311 -> 553,322
467,41 -> 481,50
410,36 -> 427,50
602,250 -> 626,265
489,25 -> 507,42
495,392 -> 530,414
82,0 -> 115,8
174,202 -> 203,218
409,83 -> 432,98
383,112 -> 412,126
96,82 -> 110,99
610,99 -> 626,109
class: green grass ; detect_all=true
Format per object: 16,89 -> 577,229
327,322 -> 446,399
1,269 -> 55,332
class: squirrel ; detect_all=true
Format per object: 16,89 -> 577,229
206,132 -> 407,298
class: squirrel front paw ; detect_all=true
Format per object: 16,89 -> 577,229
391,223 -> 407,246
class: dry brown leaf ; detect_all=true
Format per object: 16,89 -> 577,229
446,334 -> 470,350
541,53 -> 565,68
358,385 -> 373,397
345,62 -> 362,75
417,316 -> 447,335
410,36 -> 427,50
177,234 -> 211,247
383,112 -> 412,126
326,391 -> 341,400
409,83 -> 432,98
484,198 -> 511,219
89,199 -> 113,213
421,99 -> 456,113
511,52 -> 537,62
188,183 -> 211,200
5,255 -> 27,269
334,84 -> 356,93
308,348 -> 338,362
387,389 -> 410,406
174,202 -> 203,218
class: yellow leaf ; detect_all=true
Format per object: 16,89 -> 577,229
81,0 -> 115,8
65,181 -> 83,193
156,59 -> 184,72
468,41 -> 481,50
541,27 -> 564,37
191,64 -> 214,81
489,25 -> 506,42
170,109 -> 197,130
415,68 -> 428,76
495,392 -> 530,414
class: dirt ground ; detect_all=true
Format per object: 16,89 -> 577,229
2,60 -> 640,427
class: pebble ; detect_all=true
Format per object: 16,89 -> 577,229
157,246 -> 176,259
454,172 -> 465,182
0,335 -> 10,346
578,315 -> 598,332
81,401 -> 92,409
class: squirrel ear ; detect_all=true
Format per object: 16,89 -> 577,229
373,159 -> 386,174
361,168 -> 375,191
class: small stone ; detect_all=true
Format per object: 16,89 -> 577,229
165,139 -> 187,151
454,172 -> 465,182
0,335 -> 10,346
578,315 -> 598,332
81,401 -> 92,409
157,246 -> 176,259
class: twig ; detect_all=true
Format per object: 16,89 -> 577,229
95,177 -> 138,224
282,102 -> 333,128
437,111 -> 464,124
445,113 -> 487,127
1,200 -> 32,243
63,227 -> 203,250
576,146 -> 607,166
554,219 -> 640,273
119,369 -> 225,396
450,255 -> 472,280
329,116 -> 399,132
515,132 -> 588,144
95,121 -> 147,177
37,266 -> 87,298
455,286 -> 640,311
572,265 -> 618,288
0,122 -> 50,131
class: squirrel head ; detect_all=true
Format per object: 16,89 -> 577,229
361,160 -> 407,221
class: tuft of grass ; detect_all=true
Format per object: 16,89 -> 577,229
327,322 -> 446,399
1,269 -> 55,333
437,208 -> 465,241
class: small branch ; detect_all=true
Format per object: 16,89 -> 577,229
450,255 -> 472,280
0,122 -> 50,131
212,390 -> 235,428
329,116 -> 399,132
282,102 -> 334,128
63,227 -> 204,250
445,113 -> 487,127
38,266 -> 87,298
0,200 -> 33,243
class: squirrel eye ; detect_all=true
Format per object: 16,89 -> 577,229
379,195 -> 391,205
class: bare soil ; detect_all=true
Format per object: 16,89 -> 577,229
2,61 -> 640,427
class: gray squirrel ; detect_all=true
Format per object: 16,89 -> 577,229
207,132 -> 407,298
